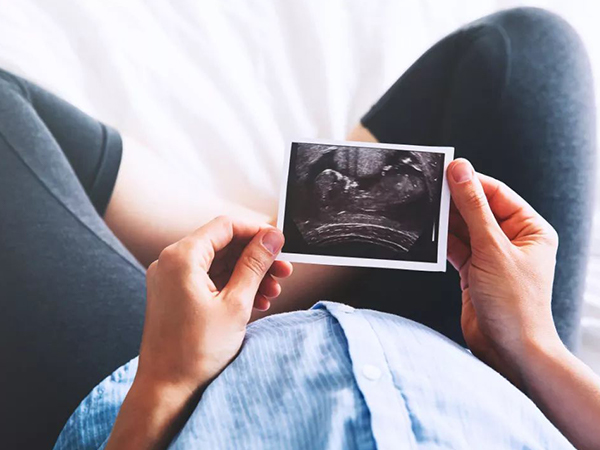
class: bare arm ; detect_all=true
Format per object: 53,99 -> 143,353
105,218 -> 292,449
104,379 -> 197,450
519,338 -> 600,449
447,158 -> 600,449
103,135 -> 360,317
104,136 -> 271,268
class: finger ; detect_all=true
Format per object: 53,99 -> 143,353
258,274 -> 282,298
178,216 -> 263,272
447,233 -> 471,272
477,173 -> 539,221
478,173 -> 557,242
254,294 -> 271,311
224,228 -> 285,301
268,260 -> 294,278
447,159 -> 504,244
449,200 -> 470,245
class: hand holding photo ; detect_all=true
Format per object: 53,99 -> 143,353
277,140 -> 453,271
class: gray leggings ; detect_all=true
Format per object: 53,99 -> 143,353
0,7 -> 595,449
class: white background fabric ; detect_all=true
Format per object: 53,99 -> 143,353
0,0 -> 598,371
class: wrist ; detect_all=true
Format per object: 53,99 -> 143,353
134,355 -> 215,401
497,316 -> 563,367
129,373 -> 201,410
517,331 -> 571,390
106,377 -> 201,450
523,328 -> 566,363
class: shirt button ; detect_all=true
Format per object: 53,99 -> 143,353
338,304 -> 355,314
362,364 -> 382,381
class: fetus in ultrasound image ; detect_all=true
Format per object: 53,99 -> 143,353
281,143 -> 445,262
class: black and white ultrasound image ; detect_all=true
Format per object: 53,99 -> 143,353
282,143 -> 444,263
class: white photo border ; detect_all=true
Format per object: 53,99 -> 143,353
276,139 -> 454,272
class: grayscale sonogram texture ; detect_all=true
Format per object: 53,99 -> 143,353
281,143 -> 445,262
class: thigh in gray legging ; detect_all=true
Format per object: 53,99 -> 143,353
0,69 -> 146,449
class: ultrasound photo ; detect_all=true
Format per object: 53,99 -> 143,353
276,141 -> 453,271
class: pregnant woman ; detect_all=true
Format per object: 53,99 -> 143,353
1,7 -> 598,449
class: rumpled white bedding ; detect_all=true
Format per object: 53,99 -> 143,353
0,0 -> 598,371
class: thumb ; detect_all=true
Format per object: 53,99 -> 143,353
448,158 -> 503,243
224,228 -> 284,301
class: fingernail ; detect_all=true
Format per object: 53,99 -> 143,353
262,230 -> 284,254
451,159 -> 474,183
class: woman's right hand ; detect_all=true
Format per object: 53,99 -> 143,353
446,158 -> 561,385
448,159 -> 600,450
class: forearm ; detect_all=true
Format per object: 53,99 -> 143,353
105,135 -> 272,267
520,336 -> 600,450
105,379 -> 199,450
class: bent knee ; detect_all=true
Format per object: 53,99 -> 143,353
497,7 -> 569,26
0,68 -> 28,98
469,7 -> 592,94
490,7 -> 587,60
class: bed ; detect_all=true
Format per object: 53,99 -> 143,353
0,0 -> 598,372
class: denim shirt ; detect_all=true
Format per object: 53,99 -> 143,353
54,302 -> 573,449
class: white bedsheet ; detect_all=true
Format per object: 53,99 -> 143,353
0,0 -> 598,371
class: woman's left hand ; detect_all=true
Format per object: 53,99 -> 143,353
138,215 -> 292,394
106,216 -> 292,450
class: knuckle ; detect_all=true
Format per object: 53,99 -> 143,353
227,294 -> 248,312
243,252 -> 268,278
474,231 -> 504,252
463,188 -> 488,211
146,260 -> 158,276
495,179 -> 509,190
544,225 -> 560,247
157,245 -> 175,263
158,244 -> 189,269
213,215 -> 233,229
495,181 -> 511,198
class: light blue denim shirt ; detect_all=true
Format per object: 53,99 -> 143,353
54,302 -> 573,449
